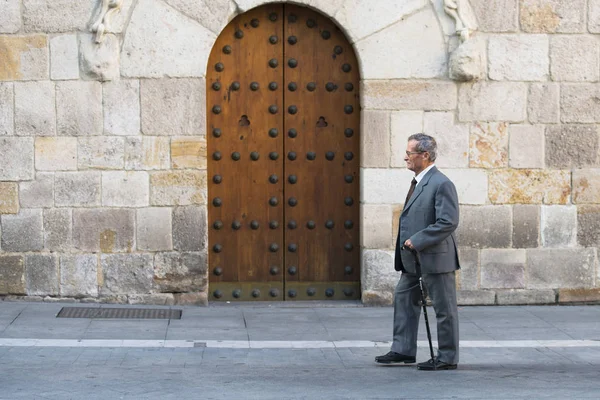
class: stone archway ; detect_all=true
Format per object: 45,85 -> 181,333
112,0 -> 461,306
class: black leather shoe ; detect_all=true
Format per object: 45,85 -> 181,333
417,358 -> 457,370
375,351 -> 416,364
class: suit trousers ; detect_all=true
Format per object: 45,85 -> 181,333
390,270 -> 459,364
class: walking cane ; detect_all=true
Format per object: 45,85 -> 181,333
403,245 -> 437,369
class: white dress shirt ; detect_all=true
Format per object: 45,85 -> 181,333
414,164 -> 436,186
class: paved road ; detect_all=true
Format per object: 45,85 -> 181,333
0,301 -> 599,399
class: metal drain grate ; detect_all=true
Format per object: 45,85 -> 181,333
56,307 -> 182,319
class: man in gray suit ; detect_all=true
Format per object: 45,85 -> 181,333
375,133 -> 460,370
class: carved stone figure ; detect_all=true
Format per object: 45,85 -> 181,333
443,0 -> 475,42
444,0 -> 483,81
90,0 -> 123,44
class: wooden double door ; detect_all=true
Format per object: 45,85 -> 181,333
207,4 -> 360,301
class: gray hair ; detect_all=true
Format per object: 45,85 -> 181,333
408,133 -> 437,161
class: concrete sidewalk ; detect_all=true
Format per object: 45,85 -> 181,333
0,301 -> 599,399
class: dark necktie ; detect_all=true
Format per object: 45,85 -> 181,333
404,178 -> 417,207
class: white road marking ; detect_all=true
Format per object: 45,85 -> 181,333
0,339 -> 598,348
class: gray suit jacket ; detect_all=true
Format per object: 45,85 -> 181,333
394,166 -> 461,274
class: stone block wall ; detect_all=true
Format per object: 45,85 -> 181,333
362,0 -> 600,306
0,0 -> 209,305
0,0 -> 599,305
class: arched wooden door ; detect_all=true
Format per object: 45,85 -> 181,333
207,4 -> 360,301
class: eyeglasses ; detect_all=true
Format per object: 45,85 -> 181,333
405,151 -> 424,157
